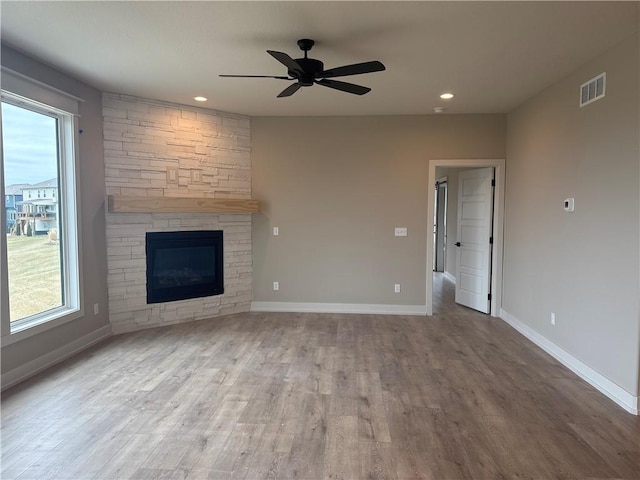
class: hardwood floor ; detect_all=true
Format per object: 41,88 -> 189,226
2,275 -> 639,479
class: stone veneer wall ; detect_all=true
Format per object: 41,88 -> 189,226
102,93 -> 252,334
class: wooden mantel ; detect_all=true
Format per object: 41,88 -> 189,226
107,196 -> 259,214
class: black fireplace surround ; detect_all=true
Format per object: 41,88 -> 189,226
146,230 -> 224,304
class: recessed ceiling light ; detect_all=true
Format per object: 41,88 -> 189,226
433,107 -> 446,113
440,93 -> 454,100
194,96 -> 207,102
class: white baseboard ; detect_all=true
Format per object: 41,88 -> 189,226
1,325 -> 113,391
500,309 -> 638,415
443,271 -> 456,283
251,302 -> 427,316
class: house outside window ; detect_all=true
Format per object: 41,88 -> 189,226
1,69 -> 82,339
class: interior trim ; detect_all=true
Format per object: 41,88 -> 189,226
500,309 -> 638,415
1,325 -> 112,391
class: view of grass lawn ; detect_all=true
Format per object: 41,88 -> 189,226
6,234 -> 62,322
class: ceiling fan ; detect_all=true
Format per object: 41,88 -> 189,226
219,39 -> 385,98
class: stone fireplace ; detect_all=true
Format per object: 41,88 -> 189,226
103,93 -> 252,334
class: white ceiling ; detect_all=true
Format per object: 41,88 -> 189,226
1,1 -> 638,116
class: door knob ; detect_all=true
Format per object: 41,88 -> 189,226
455,242 -> 461,247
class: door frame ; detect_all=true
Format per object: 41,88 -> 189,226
426,159 -> 505,316
434,177 -> 447,273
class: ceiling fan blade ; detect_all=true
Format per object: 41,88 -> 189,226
319,61 -> 385,79
219,75 -> 291,79
316,79 -> 371,95
277,83 -> 302,98
267,50 -> 304,75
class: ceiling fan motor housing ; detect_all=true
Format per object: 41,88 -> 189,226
291,58 -> 324,86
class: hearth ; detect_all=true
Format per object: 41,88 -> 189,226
145,230 -> 224,304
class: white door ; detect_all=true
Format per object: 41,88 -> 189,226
455,168 -> 494,313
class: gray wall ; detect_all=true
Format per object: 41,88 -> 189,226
251,115 -> 506,307
1,45 -> 110,374
504,33 -> 640,396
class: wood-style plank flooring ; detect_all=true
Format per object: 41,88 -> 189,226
2,274 -> 639,479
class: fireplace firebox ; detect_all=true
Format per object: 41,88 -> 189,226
145,230 -> 223,304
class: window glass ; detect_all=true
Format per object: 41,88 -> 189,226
2,101 -> 64,323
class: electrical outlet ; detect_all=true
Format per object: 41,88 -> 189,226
551,312 -> 556,326
563,198 -> 575,212
273,226 -> 279,236
394,284 -> 401,293
394,227 -> 408,237
191,169 -> 202,183
93,303 -> 99,315
166,167 -> 179,184
273,281 -> 279,291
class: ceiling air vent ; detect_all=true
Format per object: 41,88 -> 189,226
580,72 -> 605,107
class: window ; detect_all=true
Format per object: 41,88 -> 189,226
1,71 -> 82,338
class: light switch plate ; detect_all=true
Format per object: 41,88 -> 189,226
395,227 -> 408,237
191,169 -> 202,183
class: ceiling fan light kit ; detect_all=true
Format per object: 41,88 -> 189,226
220,38 -> 385,98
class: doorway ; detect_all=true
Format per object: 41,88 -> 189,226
426,159 -> 505,316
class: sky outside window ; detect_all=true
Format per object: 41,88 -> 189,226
2,102 -> 58,185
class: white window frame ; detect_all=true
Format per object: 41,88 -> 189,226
0,68 -> 84,346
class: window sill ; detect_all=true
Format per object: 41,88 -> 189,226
1,306 -> 84,347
